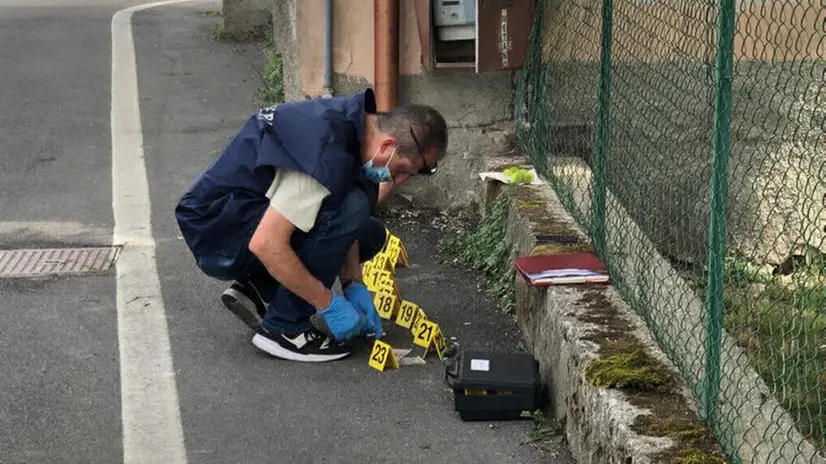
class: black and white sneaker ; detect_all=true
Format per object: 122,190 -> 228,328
252,326 -> 352,362
221,281 -> 266,330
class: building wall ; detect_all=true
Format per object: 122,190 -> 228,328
294,0 -> 423,99
268,0 -> 517,209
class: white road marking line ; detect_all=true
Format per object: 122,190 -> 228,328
111,1 -> 196,462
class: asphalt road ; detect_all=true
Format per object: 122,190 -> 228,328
0,1 -> 572,463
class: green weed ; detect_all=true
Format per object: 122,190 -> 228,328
520,410 -> 565,445
255,48 -> 284,106
720,257 -> 826,452
439,194 -> 515,313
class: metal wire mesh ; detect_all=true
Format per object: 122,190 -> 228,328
516,0 -> 826,461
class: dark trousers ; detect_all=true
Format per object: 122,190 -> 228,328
229,188 -> 386,334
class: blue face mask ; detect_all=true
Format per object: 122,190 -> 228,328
361,147 -> 396,183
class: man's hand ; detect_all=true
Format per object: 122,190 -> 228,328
339,242 -> 382,337
318,293 -> 367,340
248,205 -> 331,311
343,282 -> 383,338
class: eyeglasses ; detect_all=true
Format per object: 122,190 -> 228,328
409,127 -> 437,175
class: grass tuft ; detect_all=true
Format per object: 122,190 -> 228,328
584,350 -> 670,390
438,194 -> 515,313
520,410 -> 566,446
714,256 -> 826,452
254,48 -> 284,106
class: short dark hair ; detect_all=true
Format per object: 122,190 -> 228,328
376,104 -> 448,161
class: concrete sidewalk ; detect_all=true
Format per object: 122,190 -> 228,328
133,2 -> 572,462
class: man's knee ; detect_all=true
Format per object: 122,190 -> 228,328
317,188 -> 385,261
358,217 -> 387,262
330,188 -> 372,232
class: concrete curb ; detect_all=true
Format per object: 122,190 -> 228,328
478,155 -> 730,463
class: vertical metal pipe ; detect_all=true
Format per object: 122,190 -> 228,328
374,0 -> 399,111
323,0 -> 334,97
702,0 -> 735,424
593,0 -> 614,258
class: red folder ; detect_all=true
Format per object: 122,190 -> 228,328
514,252 -> 609,286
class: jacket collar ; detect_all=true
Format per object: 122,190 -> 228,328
348,88 -> 376,145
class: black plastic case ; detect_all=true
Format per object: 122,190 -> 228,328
452,350 -> 542,421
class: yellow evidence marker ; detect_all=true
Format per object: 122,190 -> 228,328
412,319 -> 447,359
368,339 -> 399,372
372,287 -> 400,320
383,230 -> 409,268
384,239 -> 401,268
365,268 -> 393,292
399,245 -> 409,267
395,300 -> 419,329
375,271 -> 401,302
370,252 -> 394,273
431,331 -> 447,360
410,307 -> 427,334
362,260 -> 375,282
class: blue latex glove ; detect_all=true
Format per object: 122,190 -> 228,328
318,292 -> 365,341
343,282 -> 384,339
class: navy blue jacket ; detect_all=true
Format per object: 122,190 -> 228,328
174,88 -> 378,277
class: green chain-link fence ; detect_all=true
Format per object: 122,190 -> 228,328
515,0 -> 826,462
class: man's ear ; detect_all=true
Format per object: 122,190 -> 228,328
379,134 -> 398,152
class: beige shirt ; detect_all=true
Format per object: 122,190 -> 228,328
265,168 -> 331,233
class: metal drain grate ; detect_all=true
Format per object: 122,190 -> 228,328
0,247 -> 121,278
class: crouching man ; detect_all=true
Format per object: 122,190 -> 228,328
174,88 -> 448,362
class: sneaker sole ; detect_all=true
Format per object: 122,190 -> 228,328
221,289 -> 262,330
252,333 -> 351,363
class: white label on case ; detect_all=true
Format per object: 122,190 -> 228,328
470,359 -> 490,371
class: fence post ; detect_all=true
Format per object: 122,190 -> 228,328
702,0 -> 735,422
592,0 -> 614,256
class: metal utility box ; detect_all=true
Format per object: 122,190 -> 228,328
414,0 -> 535,72
434,0 -> 476,41
451,350 -> 543,421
